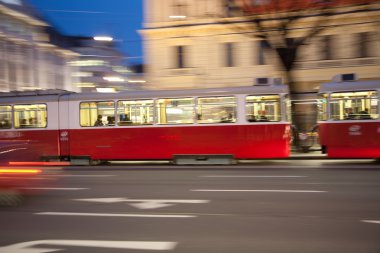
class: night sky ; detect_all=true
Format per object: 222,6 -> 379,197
27,0 -> 144,64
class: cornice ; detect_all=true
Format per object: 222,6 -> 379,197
0,4 -> 47,26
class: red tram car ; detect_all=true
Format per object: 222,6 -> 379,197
318,75 -> 380,158
0,86 -> 291,164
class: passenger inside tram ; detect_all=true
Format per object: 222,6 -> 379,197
258,110 -> 268,121
94,115 -> 104,126
220,110 -> 234,123
0,118 -> 11,128
344,108 -> 356,120
359,109 -> 371,119
107,116 -> 115,125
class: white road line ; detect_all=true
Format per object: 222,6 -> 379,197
20,187 -> 88,190
199,175 -> 307,178
35,212 -> 196,218
0,240 -> 177,252
361,220 -> 380,224
56,175 -> 115,177
74,198 -> 210,209
191,189 -> 327,193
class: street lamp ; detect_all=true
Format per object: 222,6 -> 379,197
93,36 -> 113,42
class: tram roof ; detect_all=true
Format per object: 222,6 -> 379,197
0,85 -> 288,104
0,89 -> 74,103
67,85 -> 289,101
319,80 -> 380,93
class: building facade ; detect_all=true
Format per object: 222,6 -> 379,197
64,37 -> 133,92
0,0 -> 80,92
142,0 -> 380,92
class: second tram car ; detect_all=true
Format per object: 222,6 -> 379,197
0,86 -> 291,164
318,75 -> 380,158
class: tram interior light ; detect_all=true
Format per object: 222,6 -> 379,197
167,108 -> 183,114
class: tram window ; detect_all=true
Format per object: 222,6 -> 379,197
318,95 -> 328,121
246,95 -> 280,122
197,96 -> 237,124
80,101 -> 115,127
117,100 -> 154,126
14,104 -> 47,128
0,105 -> 12,129
156,98 -> 195,124
330,91 -> 378,120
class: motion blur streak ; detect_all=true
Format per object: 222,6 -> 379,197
9,161 -> 71,166
0,168 -> 42,174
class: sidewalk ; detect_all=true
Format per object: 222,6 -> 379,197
289,150 -> 326,159
289,145 -> 326,159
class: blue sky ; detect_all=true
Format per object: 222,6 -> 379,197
27,0 -> 144,65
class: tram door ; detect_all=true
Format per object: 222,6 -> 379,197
58,95 -> 71,159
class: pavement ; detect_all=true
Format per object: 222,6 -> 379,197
289,149 -> 326,159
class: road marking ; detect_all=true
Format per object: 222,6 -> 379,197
191,189 -> 326,193
199,175 -> 307,178
36,212 -> 196,218
20,187 -> 88,190
361,220 -> 380,224
74,198 -> 210,209
56,174 -> 115,177
0,240 -> 177,252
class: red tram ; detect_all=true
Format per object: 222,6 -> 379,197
0,86 -> 291,164
318,75 -> 380,158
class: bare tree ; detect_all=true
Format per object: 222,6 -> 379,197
223,0 -> 378,149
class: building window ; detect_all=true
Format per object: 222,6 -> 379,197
20,46 -> 31,85
174,45 -> 186,69
258,41 -> 269,65
358,32 -> 370,58
171,0 -> 187,17
225,42 -> 235,67
0,41 -> 5,81
224,0 -> 242,17
321,35 -> 333,60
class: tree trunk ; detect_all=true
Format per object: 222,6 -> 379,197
283,59 -> 318,152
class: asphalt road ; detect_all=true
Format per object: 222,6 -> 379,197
1,160 -> 380,253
